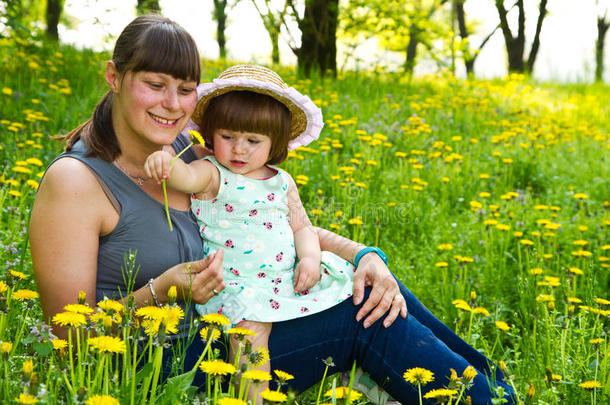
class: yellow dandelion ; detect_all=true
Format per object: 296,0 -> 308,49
242,369 -> 272,382
520,239 -> 534,246
513,231 -> 523,238
199,326 -> 222,341
568,297 -> 582,303
403,367 -> 434,386
201,313 -> 231,326
595,298 -> 610,305
590,338 -> 604,345
22,360 -> 34,376
473,307 -> 490,316
462,365 -> 478,383
274,369 -> 294,381
569,267 -> 584,275
9,270 -> 28,279
495,321 -> 510,332
218,398 -> 247,405
52,311 -> 87,328
51,339 -> 68,350
0,281 -> 7,295
424,388 -> 458,400
85,395 -> 120,405
260,388 -> 288,402
64,304 -> 94,314
325,387 -> 363,400
135,305 -> 165,320
188,130 -> 206,145
88,336 -> 127,354
12,289 -> 40,301
249,346 -> 270,367
97,299 -> 125,313
452,299 -> 472,312
0,342 -> 13,353
2,87 -> 13,95
578,381 -> 602,390
435,262 -> 449,268
226,327 -> 257,337
437,243 -> 453,250
573,193 -> 588,200
529,268 -> 543,275
16,393 -> 39,404
199,360 -> 237,376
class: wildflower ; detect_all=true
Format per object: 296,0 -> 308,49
52,311 -> 87,328
200,326 -> 221,342
88,336 -> 127,354
536,294 -> 555,302
9,270 -> 28,279
325,387 -> 363,400
424,388 -> 458,401
513,231 -> 523,238
462,366 -> 477,384
12,289 -> 40,301
595,298 -> 610,305
199,360 -> 237,376
529,268 -> 543,275
16,393 -> 39,404
452,299 -> 472,312
51,339 -> 68,350
0,280 -> 7,295
97,299 -> 125,313
437,243 -> 453,250
200,314 -> 229,327
348,217 -> 363,225
571,250 -> 592,257
249,346 -> 270,367
0,342 -> 13,354
242,369 -> 272,382
85,395 -> 120,405
435,262 -> 448,268
526,383 -> 535,401
578,381 -> 602,390
227,327 -> 257,338
64,304 -> 94,314
188,130 -> 205,145
496,223 -> 511,231
520,239 -> 534,246
218,398 -> 247,405
2,87 -> 13,95
260,388 -> 287,402
573,193 -> 588,200
473,307 -> 490,316
403,367 -> 434,386
274,370 -> 294,382
568,297 -> 582,304
590,338 -> 604,345
495,321 -> 510,332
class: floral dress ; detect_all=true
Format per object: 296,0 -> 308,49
193,157 -> 354,323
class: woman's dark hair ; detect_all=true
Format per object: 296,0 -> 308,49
199,91 -> 292,165
63,15 -> 201,161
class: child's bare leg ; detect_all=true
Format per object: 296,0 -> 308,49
230,320 -> 272,403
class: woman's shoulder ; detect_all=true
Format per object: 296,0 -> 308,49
41,157 -> 108,201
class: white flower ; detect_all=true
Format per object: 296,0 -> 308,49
264,257 -> 273,266
246,234 -> 255,242
219,220 -> 230,228
245,182 -> 255,190
245,262 -> 252,269
253,240 -> 265,252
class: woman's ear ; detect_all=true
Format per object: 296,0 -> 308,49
105,61 -> 120,93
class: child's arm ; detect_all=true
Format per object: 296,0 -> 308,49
286,173 -> 321,293
144,151 -> 215,195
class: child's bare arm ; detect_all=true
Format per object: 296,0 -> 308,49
144,151 -> 215,194
286,173 -> 321,292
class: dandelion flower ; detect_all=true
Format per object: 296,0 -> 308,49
473,307 -> 490,316
249,346 -> 270,367
260,388 -> 287,402
595,298 -> 610,305
12,289 -> 39,301
403,367 -> 434,386
218,398 -> 247,405
242,369 -> 272,382
199,360 -> 237,376
520,239 -> 534,246
227,327 -> 257,338
201,313 -> 230,327
578,381 -> 602,390
568,267 -> 584,275
324,387 -> 363,400
85,395 -> 120,405
0,281 -> 7,295
188,130 -> 205,145
64,304 -> 94,315
423,388 -> 458,400
274,370 -> 294,381
495,321 -> 510,332
51,339 -> 68,350
462,366 -> 478,383
589,338 -> 604,345
16,393 -> 39,404
573,193 -> 588,200
52,311 -> 87,328
0,341 -> 13,353
199,326 -> 221,342
9,270 -> 28,279
88,336 -> 127,354
97,299 -> 125,313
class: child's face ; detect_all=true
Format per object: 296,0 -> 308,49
213,129 -> 272,179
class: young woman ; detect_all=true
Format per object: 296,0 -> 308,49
30,15 -> 516,404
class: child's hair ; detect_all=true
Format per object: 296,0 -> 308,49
63,14 -> 201,161
199,91 -> 292,165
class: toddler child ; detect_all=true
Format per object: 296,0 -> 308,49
144,64 -> 354,397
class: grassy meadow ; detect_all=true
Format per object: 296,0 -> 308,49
0,33 -> 609,404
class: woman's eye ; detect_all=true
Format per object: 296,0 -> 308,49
248,139 -> 260,144
221,135 -> 232,140
180,87 -> 195,95
147,82 -> 162,89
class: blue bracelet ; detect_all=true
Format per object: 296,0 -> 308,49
354,247 -> 388,268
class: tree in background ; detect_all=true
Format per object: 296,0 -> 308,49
494,0 -> 549,73
212,0 -> 236,59
595,0 -> 609,82
453,0 -> 499,76
0,0 -> 45,37
341,0 -> 449,75
136,0 -> 161,14
45,0 -> 64,41
251,0 -> 289,65
282,0 -> 339,76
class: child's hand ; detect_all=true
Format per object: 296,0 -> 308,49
144,151 -> 174,184
294,256 -> 321,293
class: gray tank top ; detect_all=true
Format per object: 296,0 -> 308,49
51,134 -> 203,336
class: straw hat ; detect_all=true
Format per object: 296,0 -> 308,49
189,64 -> 323,150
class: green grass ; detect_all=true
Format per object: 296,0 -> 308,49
1,33 -> 609,404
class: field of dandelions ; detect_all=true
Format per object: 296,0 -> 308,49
0,32 -> 609,405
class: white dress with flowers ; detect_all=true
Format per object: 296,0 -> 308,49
193,157 -> 354,324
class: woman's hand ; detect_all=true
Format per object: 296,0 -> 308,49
352,252 -> 407,329
155,249 -> 225,305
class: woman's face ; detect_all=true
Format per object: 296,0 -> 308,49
108,65 -> 198,149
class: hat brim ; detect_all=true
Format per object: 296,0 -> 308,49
191,77 -> 323,150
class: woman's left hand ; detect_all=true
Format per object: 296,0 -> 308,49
352,253 -> 407,328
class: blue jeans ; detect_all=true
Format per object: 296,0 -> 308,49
176,281 -> 516,404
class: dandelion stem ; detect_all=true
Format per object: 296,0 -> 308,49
163,142 -> 194,231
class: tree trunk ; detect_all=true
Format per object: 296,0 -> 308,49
46,0 -> 62,41
455,0 -> 475,75
213,0 -> 228,59
270,28 -> 280,65
136,0 -> 160,14
404,28 -> 419,75
526,0 -> 548,73
297,0 -> 338,77
596,16 -> 610,82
